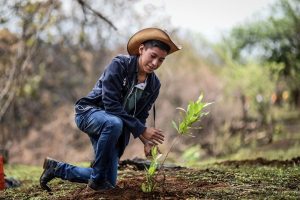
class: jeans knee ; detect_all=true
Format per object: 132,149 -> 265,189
75,114 -> 85,131
108,116 -> 123,136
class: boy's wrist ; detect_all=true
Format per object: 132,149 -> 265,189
139,135 -> 148,145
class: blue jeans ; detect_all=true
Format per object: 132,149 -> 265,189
53,108 -> 123,186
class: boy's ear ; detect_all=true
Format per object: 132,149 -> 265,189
138,44 -> 145,55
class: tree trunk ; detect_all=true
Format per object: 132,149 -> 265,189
291,88 -> 300,108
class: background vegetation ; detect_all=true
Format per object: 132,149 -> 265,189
0,0 -> 299,169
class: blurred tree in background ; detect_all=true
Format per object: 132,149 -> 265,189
0,0 -> 169,150
0,0 -> 299,164
0,0 -> 61,148
208,0 -> 300,156
222,0 -> 300,107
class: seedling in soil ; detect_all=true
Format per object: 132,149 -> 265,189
141,94 -> 211,193
141,146 -> 162,193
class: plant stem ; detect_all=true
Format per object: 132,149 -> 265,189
156,135 -> 180,173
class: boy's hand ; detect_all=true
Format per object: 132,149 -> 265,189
144,142 -> 153,158
144,142 -> 161,158
142,127 -> 164,145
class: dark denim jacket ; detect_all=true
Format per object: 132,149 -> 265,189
75,55 -> 161,156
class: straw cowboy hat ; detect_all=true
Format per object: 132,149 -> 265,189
127,28 -> 181,55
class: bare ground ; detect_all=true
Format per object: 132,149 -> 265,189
2,157 -> 300,199
54,157 -> 300,199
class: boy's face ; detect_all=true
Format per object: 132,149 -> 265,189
138,45 -> 168,74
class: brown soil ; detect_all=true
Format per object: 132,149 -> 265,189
2,157 -> 300,199
60,168 -> 226,200
57,157 -> 300,200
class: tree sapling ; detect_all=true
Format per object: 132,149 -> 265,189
141,94 -> 211,193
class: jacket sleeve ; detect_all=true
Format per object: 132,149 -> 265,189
101,57 -> 146,138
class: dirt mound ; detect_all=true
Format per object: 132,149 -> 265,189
56,159 -> 227,199
219,156 -> 300,167
2,157 -> 300,199
51,157 -> 300,199
60,168 -> 227,200
118,158 -> 185,171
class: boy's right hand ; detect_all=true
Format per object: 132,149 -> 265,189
144,142 -> 162,158
142,127 -> 164,145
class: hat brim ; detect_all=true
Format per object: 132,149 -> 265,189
127,28 -> 181,56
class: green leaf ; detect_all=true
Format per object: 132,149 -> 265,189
148,165 -> 156,175
172,120 -> 179,132
141,183 -> 149,193
151,146 -> 158,157
172,93 -> 211,136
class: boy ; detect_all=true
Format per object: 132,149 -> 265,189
40,27 -> 181,192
